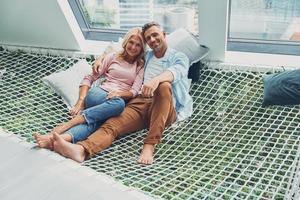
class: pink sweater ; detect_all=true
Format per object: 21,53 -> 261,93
80,53 -> 144,97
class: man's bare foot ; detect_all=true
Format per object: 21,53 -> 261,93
33,132 -> 54,150
52,133 -> 86,163
138,144 -> 155,165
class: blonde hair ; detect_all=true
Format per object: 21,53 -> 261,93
118,27 -> 145,67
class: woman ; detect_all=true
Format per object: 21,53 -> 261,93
33,27 -> 145,149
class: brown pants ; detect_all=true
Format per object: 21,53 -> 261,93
77,82 -> 177,158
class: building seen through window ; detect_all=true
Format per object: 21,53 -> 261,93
228,0 -> 300,55
78,0 -> 198,34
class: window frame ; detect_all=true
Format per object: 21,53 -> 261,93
68,0 -> 200,42
68,0 -> 126,41
68,0 -> 300,58
227,0 -> 300,55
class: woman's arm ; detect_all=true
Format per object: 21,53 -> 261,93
69,85 -> 90,117
107,64 -> 145,101
130,65 -> 144,97
106,91 -> 133,101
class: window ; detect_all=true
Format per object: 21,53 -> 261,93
68,0 -> 198,41
228,0 -> 300,55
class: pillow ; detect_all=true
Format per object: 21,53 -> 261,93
42,59 -> 92,109
262,69 -> 300,107
167,28 -> 209,65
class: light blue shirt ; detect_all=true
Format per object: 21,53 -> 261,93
144,48 -> 193,121
144,56 -> 164,83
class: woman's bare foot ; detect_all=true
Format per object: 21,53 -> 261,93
52,133 -> 86,163
33,132 -> 54,150
138,144 -> 155,165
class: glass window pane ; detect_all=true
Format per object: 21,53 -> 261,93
228,0 -> 300,55
78,0 -> 198,34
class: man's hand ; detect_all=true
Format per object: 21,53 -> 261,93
106,91 -> 120,99
92,57 -> 104,74
69,99 -> 85,117
142,78 -> 160,98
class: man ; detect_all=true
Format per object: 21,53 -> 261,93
52,22 -> 193,165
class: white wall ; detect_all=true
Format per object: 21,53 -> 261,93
198,0 -> 229,62
0,0 -> 230,57
0,0 -> 81,50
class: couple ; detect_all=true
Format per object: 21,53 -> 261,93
34,22 -> 193,165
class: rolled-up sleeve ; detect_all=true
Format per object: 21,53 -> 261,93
129,65 -> 144,97
80,74 -> 99,87
166,52 -> 189,83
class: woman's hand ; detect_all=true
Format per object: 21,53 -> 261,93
106,91 -> 120,99
69,99 -> 85,117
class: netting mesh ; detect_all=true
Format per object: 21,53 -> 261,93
0,47 -> 300,199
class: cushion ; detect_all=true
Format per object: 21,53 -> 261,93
167,28 -> 209,82
167,28 -> 209,65
42,59 -> 92,109
262,69 -> 300,107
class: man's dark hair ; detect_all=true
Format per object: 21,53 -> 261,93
142,21 -> 162,37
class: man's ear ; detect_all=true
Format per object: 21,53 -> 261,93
163,31 -> 166,37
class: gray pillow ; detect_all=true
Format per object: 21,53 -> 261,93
262,69 -> 300,107
42,59 -> 92,108
167,28 -> 209,65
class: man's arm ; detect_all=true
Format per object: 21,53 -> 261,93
142,51 -> 189,98
93,45 -> 119,73
92,54 -> 106,74
142,70 -> 174,98
166,52 -> 189,83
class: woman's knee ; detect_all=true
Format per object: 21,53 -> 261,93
85,88 -> 106,107
113,98 -> 125,115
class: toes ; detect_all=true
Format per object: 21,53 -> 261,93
32,132 -> 40,139
137,158 -> 142,164
52,132 -> 59,140
49,136 -> 54,143
137,157 -> 153,165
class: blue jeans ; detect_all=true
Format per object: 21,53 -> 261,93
68,87 -> 125,143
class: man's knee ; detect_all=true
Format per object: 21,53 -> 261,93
100,117 -> 122,138
156,82 -> 172,97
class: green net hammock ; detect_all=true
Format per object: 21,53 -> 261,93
0,47 -> 299,199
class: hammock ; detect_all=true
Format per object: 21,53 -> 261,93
0,47 -> 299,200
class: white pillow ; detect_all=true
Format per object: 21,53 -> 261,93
42,59 -> 92,109
167,28 -> 209,65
